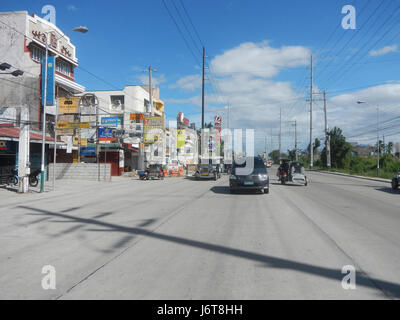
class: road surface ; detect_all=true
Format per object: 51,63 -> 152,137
0,168 -> 399,299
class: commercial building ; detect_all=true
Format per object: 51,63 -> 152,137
82,85 -> 165,174
0,11 -> 85,180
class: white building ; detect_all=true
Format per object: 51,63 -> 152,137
0,11 -> 85,129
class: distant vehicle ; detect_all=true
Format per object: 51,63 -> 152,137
195,163 -> 221,181
266,160 -> 272,168
278,160 -> 308,186
229,156 -> 269,194
392,171 -> 400,190
140,164 -> 165,180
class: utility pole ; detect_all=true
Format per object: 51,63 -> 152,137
40,33 -> 49,193
18,103 -> 30,193
201,47 -> 205,130
146,66 -> 157,115
52,98 -> 58,190
323,90 -> 331,168
292,120 -> 298,161
309,55 -> 314,169
279,107 -> 282,159
377,106 -> 380,175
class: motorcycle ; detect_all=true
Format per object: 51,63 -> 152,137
7,169 -> 41,187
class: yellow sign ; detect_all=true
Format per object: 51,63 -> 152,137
56,122 -> 91,129
177,129 -> 185,148
81,138 -> 87,147
59,97 -> 78,114
73,135 -> 79,146
143,116 -> 164,143
56,122 -> 69,129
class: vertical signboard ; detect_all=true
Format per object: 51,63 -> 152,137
41,56 -> 55,106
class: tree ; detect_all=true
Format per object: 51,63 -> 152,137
307,138 -> 321,154
268,150 -> 287,164
321,127 -> 352,169
287,149 -> 297,161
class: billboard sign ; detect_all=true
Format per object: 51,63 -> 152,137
101,117 -> 121,127
143,116 -> 164,143
80,147 -> 96,156
59,97 -> 78,114
98,128 -> 116,142
41,56 -> 55,106
177,129 -> 185,148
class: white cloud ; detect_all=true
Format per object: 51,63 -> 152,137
170,74 -> 201,92
137,74 -> 167,86
369,45 -> 397,57
67,5 -> 78,11
211,41 -> 310,78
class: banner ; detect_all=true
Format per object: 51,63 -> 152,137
143,116 -> 164,143
177,129 -> 185,148
59,97 -> 78,114
41,56 -> 55,106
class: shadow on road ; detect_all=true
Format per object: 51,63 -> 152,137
210,186 -> 263,195
375,187 -> 400,195
16,204 -> 400,299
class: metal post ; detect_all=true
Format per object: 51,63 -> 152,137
294,120 -> 298,161
40,33 -> 49,192
377,106 -> 380,175
202,47 -> 205,130
279,107 -> 282,158
53,98 -> 58,191
323,91 -> 331,168
96,99 -> 100,181
309,55 -> 314,169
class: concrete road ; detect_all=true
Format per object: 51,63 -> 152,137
0,168 -> 399,299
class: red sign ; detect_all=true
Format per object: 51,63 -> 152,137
183,118 -> 189,125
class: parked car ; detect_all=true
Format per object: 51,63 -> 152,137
392,171 -> 400,190
195,163 -> 221,180
229,156 -> 269,194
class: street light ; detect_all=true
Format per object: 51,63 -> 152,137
357,100 -> 380,175
40,26 -> 88,192
0,62 -> 24,76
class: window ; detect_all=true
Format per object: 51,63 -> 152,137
56,59 -> 72,77
31,45 -> 45,63
110,95 -> 124,110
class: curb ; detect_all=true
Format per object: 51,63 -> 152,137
311,170 -> 391,183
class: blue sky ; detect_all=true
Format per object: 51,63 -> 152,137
2,0 -> 400,153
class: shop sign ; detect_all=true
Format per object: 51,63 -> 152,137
59,97 -> 78,114
130,113 -> 144,120
101,117 -> 121,127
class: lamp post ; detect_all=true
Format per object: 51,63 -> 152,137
40,26 -> 88,192
357,100 -> 380,175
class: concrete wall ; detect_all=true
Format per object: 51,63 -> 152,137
48,163 -> 111,181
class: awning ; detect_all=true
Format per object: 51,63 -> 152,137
0,126 -> 56,143
55,74 -> 85,94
